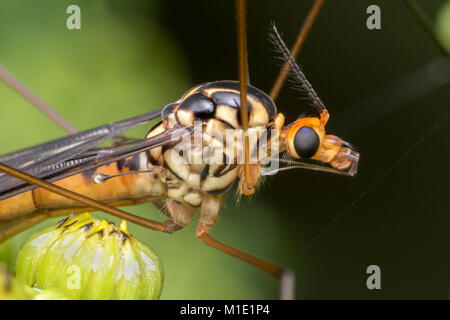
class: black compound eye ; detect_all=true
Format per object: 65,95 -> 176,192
293,126 -> 320,158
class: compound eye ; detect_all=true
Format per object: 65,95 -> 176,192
293,126 -> 320,158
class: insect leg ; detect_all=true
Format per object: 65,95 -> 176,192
235,0 -> 254,193
0,64 -> 77,134
0,161 -> 177,235
196,194 -> 295,299
161,199 -> 196,232
196,224 -> 295,300
269,0 -> 325,101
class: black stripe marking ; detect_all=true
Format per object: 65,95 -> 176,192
213,164 -> 227,177
117,154 -> 141,172
163,161 -> 183,181
206,182 -> 234,195
200,164 -> 210,181
211,91 -> 253,112
147,151 -> 160,166
178,92 -> 216,121
204,81 -> 277,120
179,83 -> 204,101
214,163 -> 237,177
145,120 -> 163,138
253,127 -> 273,159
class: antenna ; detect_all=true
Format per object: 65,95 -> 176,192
269,24 -> 326,114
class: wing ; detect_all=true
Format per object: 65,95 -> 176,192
0,125 -> 192,201
0,108 -> 165,197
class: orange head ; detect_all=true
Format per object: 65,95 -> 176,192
281,110 -> 359,176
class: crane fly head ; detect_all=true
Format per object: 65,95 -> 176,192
280,111 -> 359,176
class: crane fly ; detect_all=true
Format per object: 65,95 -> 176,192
4,0 -> 444,299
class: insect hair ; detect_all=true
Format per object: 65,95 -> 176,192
269,23 -> 326,114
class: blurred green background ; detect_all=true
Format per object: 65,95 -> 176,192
0,0 -> 449,299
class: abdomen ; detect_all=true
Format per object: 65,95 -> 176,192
0,153 -> 165,241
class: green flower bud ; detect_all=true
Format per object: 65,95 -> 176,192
0,240 -> 14,273
0,264 -> 36,300
32,287 -> 69,300
15,213 -> 163,300
0,265 -> 69,300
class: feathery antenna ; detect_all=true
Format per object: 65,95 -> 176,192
269,24 -> 326,114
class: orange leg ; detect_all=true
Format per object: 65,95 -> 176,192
196,224 -> 295,300
270,0 -> 325,101
235,0 -> 254,193
0,162 -> 178,235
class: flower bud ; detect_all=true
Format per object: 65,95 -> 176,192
0,264 -> 36,300
0,240 -> 14,273
32,287 -> 69,300
0,265 -> 68,300
15,213 -> 163,300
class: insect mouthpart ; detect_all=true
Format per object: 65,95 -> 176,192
262,149 -> 359,177
329,145 -> 360,177
263,133 -> 359,177
316,134 -> 360,177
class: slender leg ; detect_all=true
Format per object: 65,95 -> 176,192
0,64 -> 77,134
196,194 -> 295,299
235,0 -> 254,193
196,224 -> 295,300
0,162 -> 175,234
162,198 -> 195,231
270,0 -> 324,101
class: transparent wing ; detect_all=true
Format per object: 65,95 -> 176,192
0,108 -> 164,196
0,125 -> 192,201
